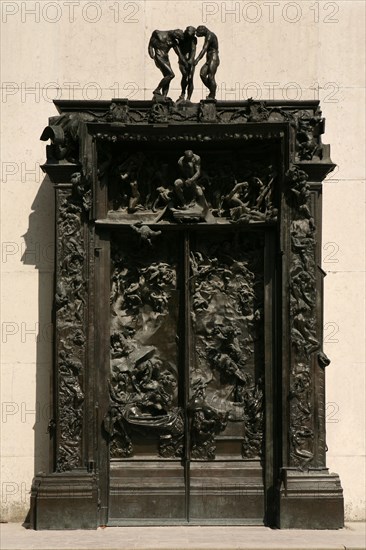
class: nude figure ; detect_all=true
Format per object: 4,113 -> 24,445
174,150 -> 207,210
176,26 -> 197,102
194,26 -> 220,100
148,29 -> 186,98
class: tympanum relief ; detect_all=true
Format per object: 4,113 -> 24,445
99,144 -> 279,226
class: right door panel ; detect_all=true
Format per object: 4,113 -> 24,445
188,231 -> 265,522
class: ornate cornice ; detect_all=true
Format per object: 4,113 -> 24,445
40,99 -> 333,170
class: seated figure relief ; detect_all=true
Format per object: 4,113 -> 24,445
102,147 -> 278,225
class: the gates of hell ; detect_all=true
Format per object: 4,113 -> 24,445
30,98 -> 344,530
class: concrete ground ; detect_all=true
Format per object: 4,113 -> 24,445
0,522 -> 365,550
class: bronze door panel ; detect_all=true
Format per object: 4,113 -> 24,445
188,231 -> 265,521
107,229 -> 266,523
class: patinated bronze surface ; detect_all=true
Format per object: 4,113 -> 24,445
148,25 -> 219,100
31,97 -> 344,530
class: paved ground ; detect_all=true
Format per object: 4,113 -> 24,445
0,522 -> 365,550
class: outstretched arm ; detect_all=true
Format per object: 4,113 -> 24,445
173,43 -> 188,67
148,34 -> 155,59
227,181 -> 248,201
189,40 -> 197,65
194,34 -> 210,65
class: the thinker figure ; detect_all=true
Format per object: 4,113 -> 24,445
195,26 -> 220,99
176,26 -> 197,102
148,29 -> 186,98
174,150 -> 208,212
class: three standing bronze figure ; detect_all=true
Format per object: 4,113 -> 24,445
148,26 -> 220,101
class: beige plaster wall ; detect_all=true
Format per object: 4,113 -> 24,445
1,0 -> 365,522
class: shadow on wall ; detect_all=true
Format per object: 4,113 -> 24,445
21,174 -> 55,523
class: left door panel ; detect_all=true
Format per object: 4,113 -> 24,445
106,230 -> 186,523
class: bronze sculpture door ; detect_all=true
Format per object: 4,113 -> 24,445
31,99 -> 344,530
106,227 -> 271,525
